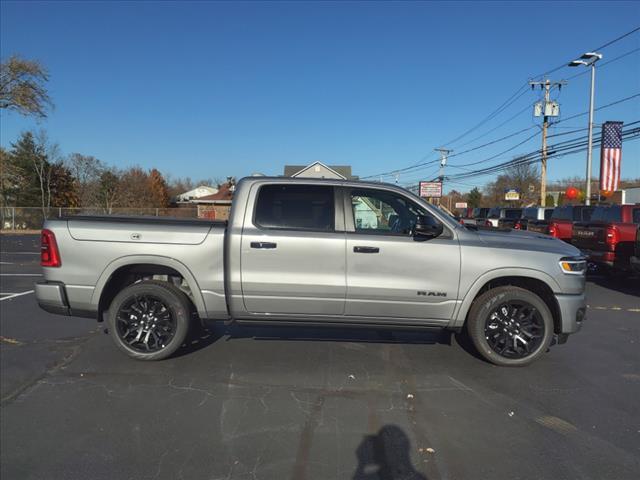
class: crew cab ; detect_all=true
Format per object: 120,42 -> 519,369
510,207 -> 554,231
572,204 -> 640,273
528,205 -> 594,243
471,207 -> 491,226
491,208 -> 523,228
36,177 -> 587,366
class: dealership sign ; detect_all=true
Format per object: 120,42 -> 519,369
504,189 -> 520,201
455,202 -> 468,209
419,181 -> 442,198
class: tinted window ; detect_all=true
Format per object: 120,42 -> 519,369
633,208 -> 640,224
580,207 -> 594,221
351,189 -> 436,235
488,207 -> 501,219
523,208 -> 537,219
504,209 -> 522,219
255,184 -> 334,231
551,205 -> 575,221
591,205 -> 621,223
544,209 -> 554,220
473,208 -> 489,218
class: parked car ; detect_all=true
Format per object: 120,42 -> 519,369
36,177 -> 587,367
471,207 -> 491,226
511,207 -> 554,231
528,205 -> 594,243
630,225 -> 640,274
492,207 -> 523,228
572,204 -> 640,273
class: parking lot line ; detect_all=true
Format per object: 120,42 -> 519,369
0,274 -> 42,276
0,252 -> 39,255
0,290 -> 35,301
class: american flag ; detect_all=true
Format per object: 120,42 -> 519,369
599,121 -> 623,192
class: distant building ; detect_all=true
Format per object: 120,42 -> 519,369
184,181 -> 235,220
283,161 -> 356,180
174,185 -> 219,202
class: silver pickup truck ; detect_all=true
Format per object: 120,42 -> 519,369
36,177 -> 587,366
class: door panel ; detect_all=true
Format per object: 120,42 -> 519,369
345,187 -> 460,321
240,184 -> 346,315
346,234 -> 460,319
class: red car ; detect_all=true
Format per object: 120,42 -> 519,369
528,205 -> 594,243
572,204 -> 640,273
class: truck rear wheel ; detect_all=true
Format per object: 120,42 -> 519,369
107,280 -> 191,361
466,286 -> 553,367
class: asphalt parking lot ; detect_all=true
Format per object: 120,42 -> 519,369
1,233 -> 639,480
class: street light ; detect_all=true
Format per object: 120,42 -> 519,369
569,51 -> 602,205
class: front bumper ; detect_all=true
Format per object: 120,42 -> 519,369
554,292 -> 586,334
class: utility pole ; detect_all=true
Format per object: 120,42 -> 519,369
435,148 -> 452,205
530,79 -> 566,206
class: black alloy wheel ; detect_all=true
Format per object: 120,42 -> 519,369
466,286 -> 554,367
107,280 -> 191,361
116,294 -> 177,353
484,301 -> 545,359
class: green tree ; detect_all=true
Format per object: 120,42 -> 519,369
545,194 -> 555,207
466,187 -> 482,208
0,55 -> 52,117
9,131 -> 42,207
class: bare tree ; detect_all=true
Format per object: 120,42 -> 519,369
66,153 -> 105,207
0,55 -> 53,118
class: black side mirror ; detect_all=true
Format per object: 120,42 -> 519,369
413,215 -> 443,239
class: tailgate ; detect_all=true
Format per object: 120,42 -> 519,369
527,221 -> 549,234
572,223 -> 606,250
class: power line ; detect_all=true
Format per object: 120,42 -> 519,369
360,27 -> 640,182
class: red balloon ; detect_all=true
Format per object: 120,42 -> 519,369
565,186 -> 579,200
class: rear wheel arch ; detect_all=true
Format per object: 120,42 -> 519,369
95,257 -> 206,321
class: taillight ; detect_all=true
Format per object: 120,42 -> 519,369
485,220 -> 492,227
41,229 -> 61,267
514,221 -> 522,230
605,226 -> 619,249
548,222 -> 559,237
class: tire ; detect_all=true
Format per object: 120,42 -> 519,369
466,286 -> 554,367
107,280 -> 192,361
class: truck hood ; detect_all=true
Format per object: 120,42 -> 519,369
468,226 -> 581,256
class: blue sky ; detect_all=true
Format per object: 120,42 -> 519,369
1,1 -> 639,192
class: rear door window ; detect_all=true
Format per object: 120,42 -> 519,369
254,184 -> 335,231
504,209 -> 522,219
488,207 -> 501,219
544,209 -> 554,220
552,206 -> 570,221
632,208 -> 640,224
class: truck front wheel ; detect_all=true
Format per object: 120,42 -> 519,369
466,286 -> 553,367
107,280 -> 191,361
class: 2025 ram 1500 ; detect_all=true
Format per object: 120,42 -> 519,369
36,177 -> 587,366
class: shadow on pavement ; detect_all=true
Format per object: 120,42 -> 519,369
353,425 -> 427,480
223,322 -> 453,346
588,274 -> 640,297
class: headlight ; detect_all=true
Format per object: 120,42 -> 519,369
559,256 -> 587,275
